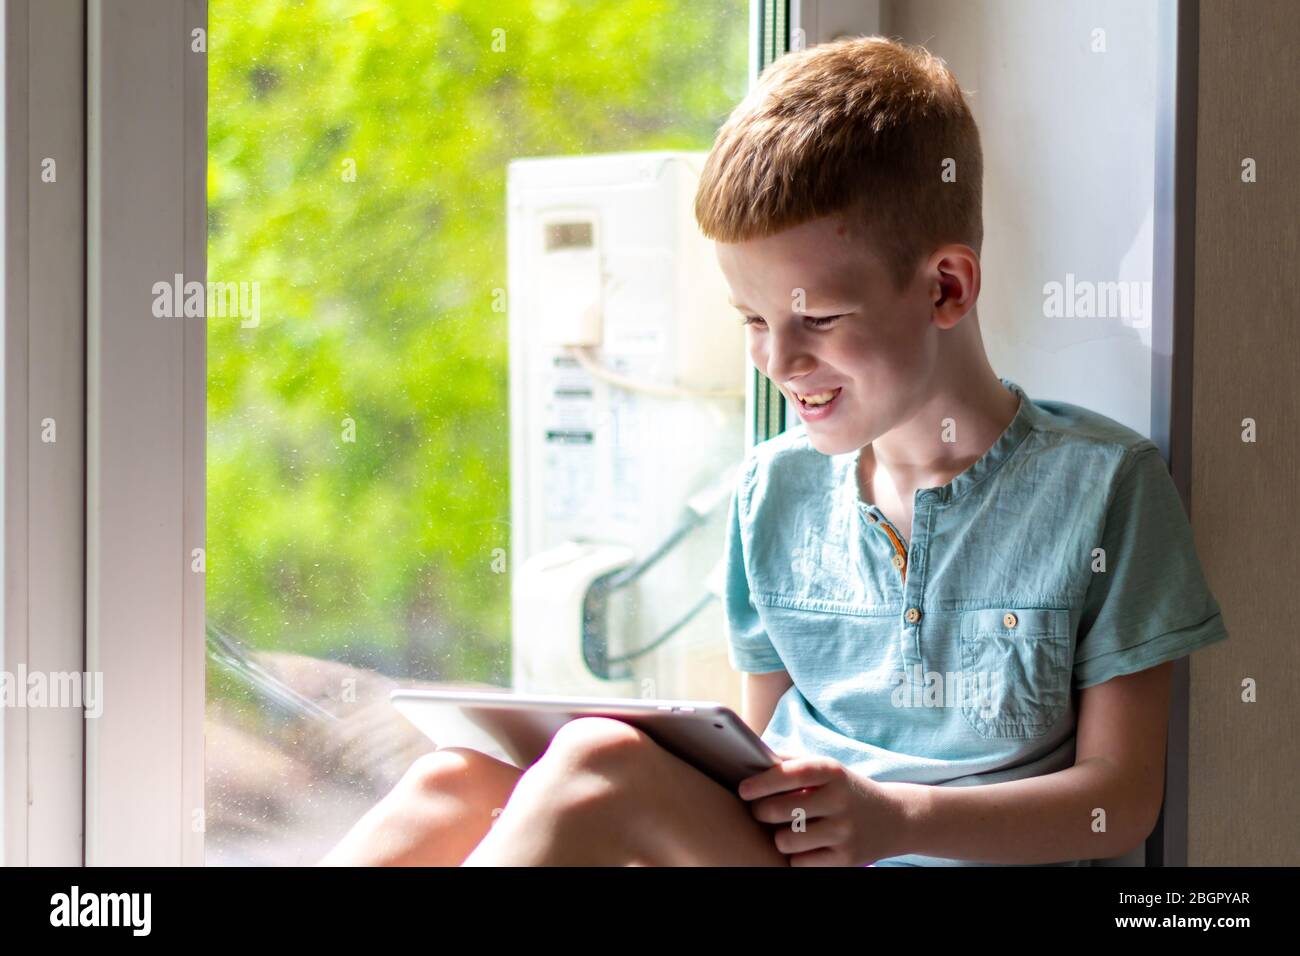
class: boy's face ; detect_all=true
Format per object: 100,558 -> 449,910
715,212 -> 936,456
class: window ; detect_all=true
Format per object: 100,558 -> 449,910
206,0 -> 750,865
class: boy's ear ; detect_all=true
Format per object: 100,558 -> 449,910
928,245 -> 980,328
936,273 -> 960,305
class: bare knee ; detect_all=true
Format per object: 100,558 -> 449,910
518,719 -> 786,867
472,719 -> 654,865
549,716 -> 648,762
501,720 -> 645,820
511,719 -> 654,828
395,747 -> 523,827
538,717 -> 651,788
401,748 -> 513,798
321,748 -> 520,866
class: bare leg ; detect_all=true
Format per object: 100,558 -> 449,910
463,717 -> 789,867
320,747 -> 523,866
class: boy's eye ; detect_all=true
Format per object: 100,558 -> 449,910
740,313 -> 845,328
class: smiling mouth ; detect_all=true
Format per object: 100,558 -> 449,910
793,387 -> 842,407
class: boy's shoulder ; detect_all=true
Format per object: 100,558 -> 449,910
733,424 -> 842,520
1025,395 -> 1158,458
740,423 -> 839,487
747,421 -> 822,463
738,388 -> 1165,498
1021,394 -> 1170,494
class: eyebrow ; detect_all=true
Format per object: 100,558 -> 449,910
728,299 -> 857,315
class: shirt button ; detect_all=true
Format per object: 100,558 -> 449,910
866,512 -> 879,524
905,607 -> 921,624
1003,611 -> 1018,628
891,554 -> 905,570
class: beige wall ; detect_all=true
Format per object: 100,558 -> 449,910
1190,0 -> 1300,865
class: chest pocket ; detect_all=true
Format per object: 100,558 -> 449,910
958,606 -> 1071,738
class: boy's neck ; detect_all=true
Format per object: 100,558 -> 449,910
858,367 -> 1021,509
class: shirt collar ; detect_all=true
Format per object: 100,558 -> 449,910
940,376 -> 1037,504
845,376 -> 1037,510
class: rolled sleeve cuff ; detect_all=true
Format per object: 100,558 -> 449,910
1073,610 -> 1229,690
726,641 -> 787,674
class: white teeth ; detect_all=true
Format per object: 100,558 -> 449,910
799,390 -> 837,406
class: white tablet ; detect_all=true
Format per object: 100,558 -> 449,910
390,688 -> 779,790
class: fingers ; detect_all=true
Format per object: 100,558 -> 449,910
739,754 -> 833,800
771,816 -> 849,857
746,782 -> 838,825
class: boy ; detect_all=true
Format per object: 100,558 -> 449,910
698,34 -> 1229,866
322,36 -> 1227,867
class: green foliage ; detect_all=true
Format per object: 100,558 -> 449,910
207,0 -> 748,685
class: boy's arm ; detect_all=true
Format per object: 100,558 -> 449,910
877,445 -> 1221,864
883,662 -> 1173,863
740,669 -> 793,738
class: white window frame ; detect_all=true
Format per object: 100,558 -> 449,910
5,0 -> 208,867
82,0 -> 206,865
2,0 -> 88,867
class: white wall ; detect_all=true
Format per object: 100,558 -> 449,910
885,0 -> 1159,437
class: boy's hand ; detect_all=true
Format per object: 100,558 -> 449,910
738,752 -> 910,866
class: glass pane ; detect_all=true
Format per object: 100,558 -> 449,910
206,0 -> 749,865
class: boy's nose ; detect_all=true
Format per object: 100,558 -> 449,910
763,332 -> 814,385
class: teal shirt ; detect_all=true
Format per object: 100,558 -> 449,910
723,378 -> 1229,866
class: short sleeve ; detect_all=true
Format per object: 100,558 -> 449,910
1073,444 -> 1229,689
722,459 -> 786,674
